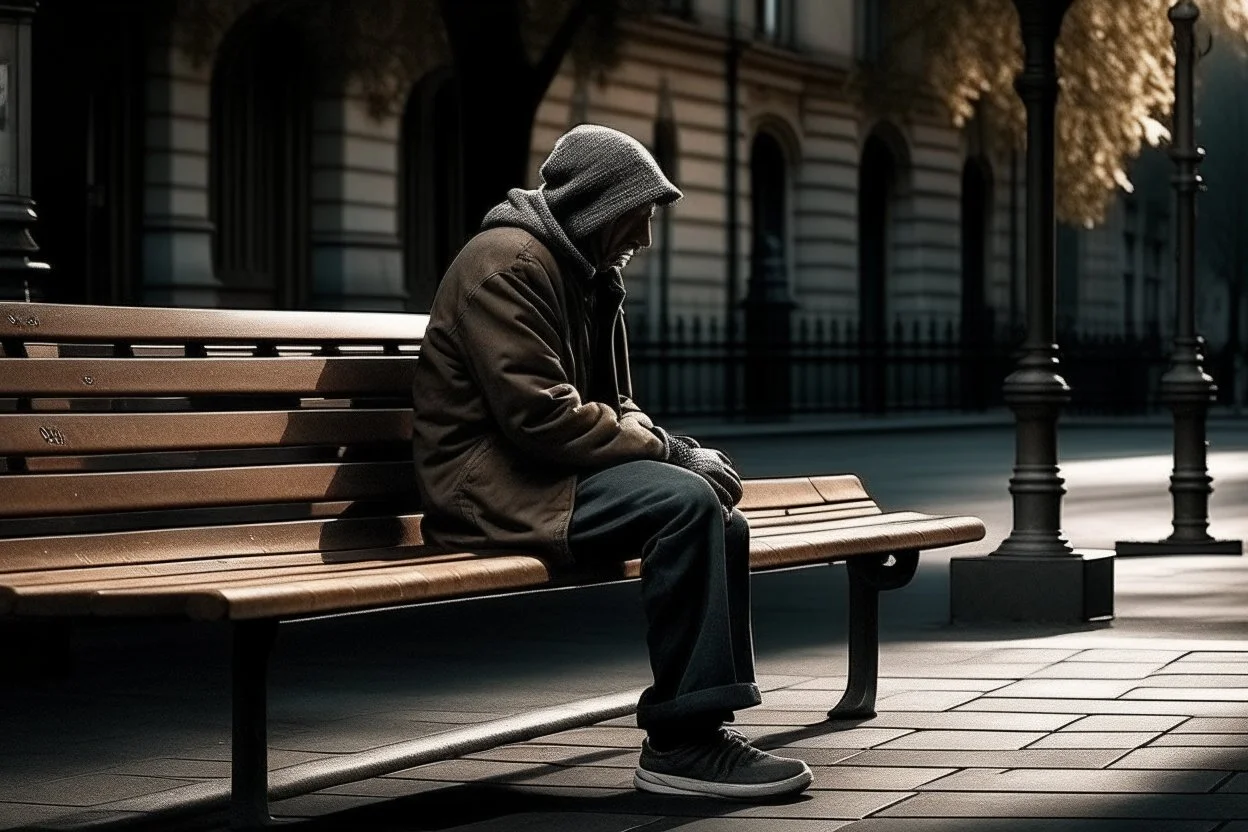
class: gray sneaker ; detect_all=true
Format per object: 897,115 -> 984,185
634,727 -> 813,799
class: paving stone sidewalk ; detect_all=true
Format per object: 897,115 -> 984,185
4,424 -> 1248,831
267,633 -> 1248,832
11,604 -> 1248,830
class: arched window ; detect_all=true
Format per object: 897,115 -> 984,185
749,132 -> 788,302
756,0 -> 793,45
400,70 -> 465,312
745,130 -> 793,415
961,156 -> 994,409
858,134 -> 896,346
857,129 -> 907,413
961,157 -> 993,344
210,11 -> 313,309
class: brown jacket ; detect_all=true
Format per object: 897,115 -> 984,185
410,225 -> 666,564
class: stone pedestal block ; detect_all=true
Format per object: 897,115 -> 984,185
950,549 -> 1115,624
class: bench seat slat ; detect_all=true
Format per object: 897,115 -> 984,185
0,462 -> 414,517
0,511 -> 986,620
2,545 -> 467,590
0,511 -> 934,596
1,302 -> 426,343
0,357 -> 417,397
3,513 -> 936,596
785,499 -> 879,516
748,514 -> 987,570
90,555 -> 555,620
750,510 -> 928,538
2,549 -> 490,615
0,410 -> 413,455
745,505 -> 883,527
1,551 -> 344,588
587,512 -> 985,581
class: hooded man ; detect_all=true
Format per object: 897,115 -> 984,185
411,124 -> 812,800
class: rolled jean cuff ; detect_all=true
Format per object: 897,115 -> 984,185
635,682 -> 762,730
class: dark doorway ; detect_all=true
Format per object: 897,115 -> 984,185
32,0 -> 145,305
744,131 -> 793,418
858,134 -> 896,414
210,10 -> 313,309
960,157 -> 993,409
401,70 -> 465,313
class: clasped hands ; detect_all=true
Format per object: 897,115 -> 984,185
650,426 -> 743,524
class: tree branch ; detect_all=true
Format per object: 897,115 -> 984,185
533,0 -> 599,96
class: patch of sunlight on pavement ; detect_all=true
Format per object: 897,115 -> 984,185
1061,451 -> 1248,490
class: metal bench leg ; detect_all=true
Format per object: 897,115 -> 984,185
232,619 -> 278,830
828,551 -> 919,720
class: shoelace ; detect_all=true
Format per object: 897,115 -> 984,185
723,727 -> 769,757
698,727 -> 769,777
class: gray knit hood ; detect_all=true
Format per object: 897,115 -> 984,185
481,124 -> 683,280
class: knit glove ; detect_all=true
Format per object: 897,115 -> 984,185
651,426 -> 744,517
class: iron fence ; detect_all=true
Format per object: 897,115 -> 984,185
627,315 -> 1197,419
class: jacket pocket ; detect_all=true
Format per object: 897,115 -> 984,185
452,434 -> 494,527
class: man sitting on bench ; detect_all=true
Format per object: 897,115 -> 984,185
411,124 -> 813,800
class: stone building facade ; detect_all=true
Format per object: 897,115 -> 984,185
26,0 -> 1035,348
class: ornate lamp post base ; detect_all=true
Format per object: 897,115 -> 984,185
1116,360 -> 1242,557
1118,540 -> 1241,555
951,550 -> 1115,623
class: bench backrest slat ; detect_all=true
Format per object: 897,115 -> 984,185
0,356 -> 417,396
0,462 -> 416,518
0,410 -> 413,455
0,514 -> 424,573
2,302 -> 424,343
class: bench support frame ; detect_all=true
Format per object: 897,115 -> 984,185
232,618 -> 278,830
828,550 -> 919,719
217,551 -> 921,826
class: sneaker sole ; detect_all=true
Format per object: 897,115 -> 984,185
633,765 -> 813,799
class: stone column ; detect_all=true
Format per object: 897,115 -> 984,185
140,38 -> 220,307
307,93 -> 405,311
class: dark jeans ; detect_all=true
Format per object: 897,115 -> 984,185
568,459 -> 762,733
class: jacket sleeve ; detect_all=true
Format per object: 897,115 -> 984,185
450,268 -> 666,468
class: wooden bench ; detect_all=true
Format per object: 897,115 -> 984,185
0,301 -> 986,829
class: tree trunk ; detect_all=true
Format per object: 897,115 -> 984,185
457,79 -> 540,231
438,0 -> 543,233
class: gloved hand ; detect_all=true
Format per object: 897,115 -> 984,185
651,426 -> 743,519
620,409 -> 656,432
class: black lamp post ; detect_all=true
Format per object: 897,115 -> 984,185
951,0 -> 1116,623
0,0 -> 48,302
1116,0 -> 1242,557
724,0 -> 742,415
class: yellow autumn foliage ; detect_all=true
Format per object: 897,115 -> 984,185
914,0 -> 1248,227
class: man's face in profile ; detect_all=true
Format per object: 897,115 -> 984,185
597,203 -> 656,271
